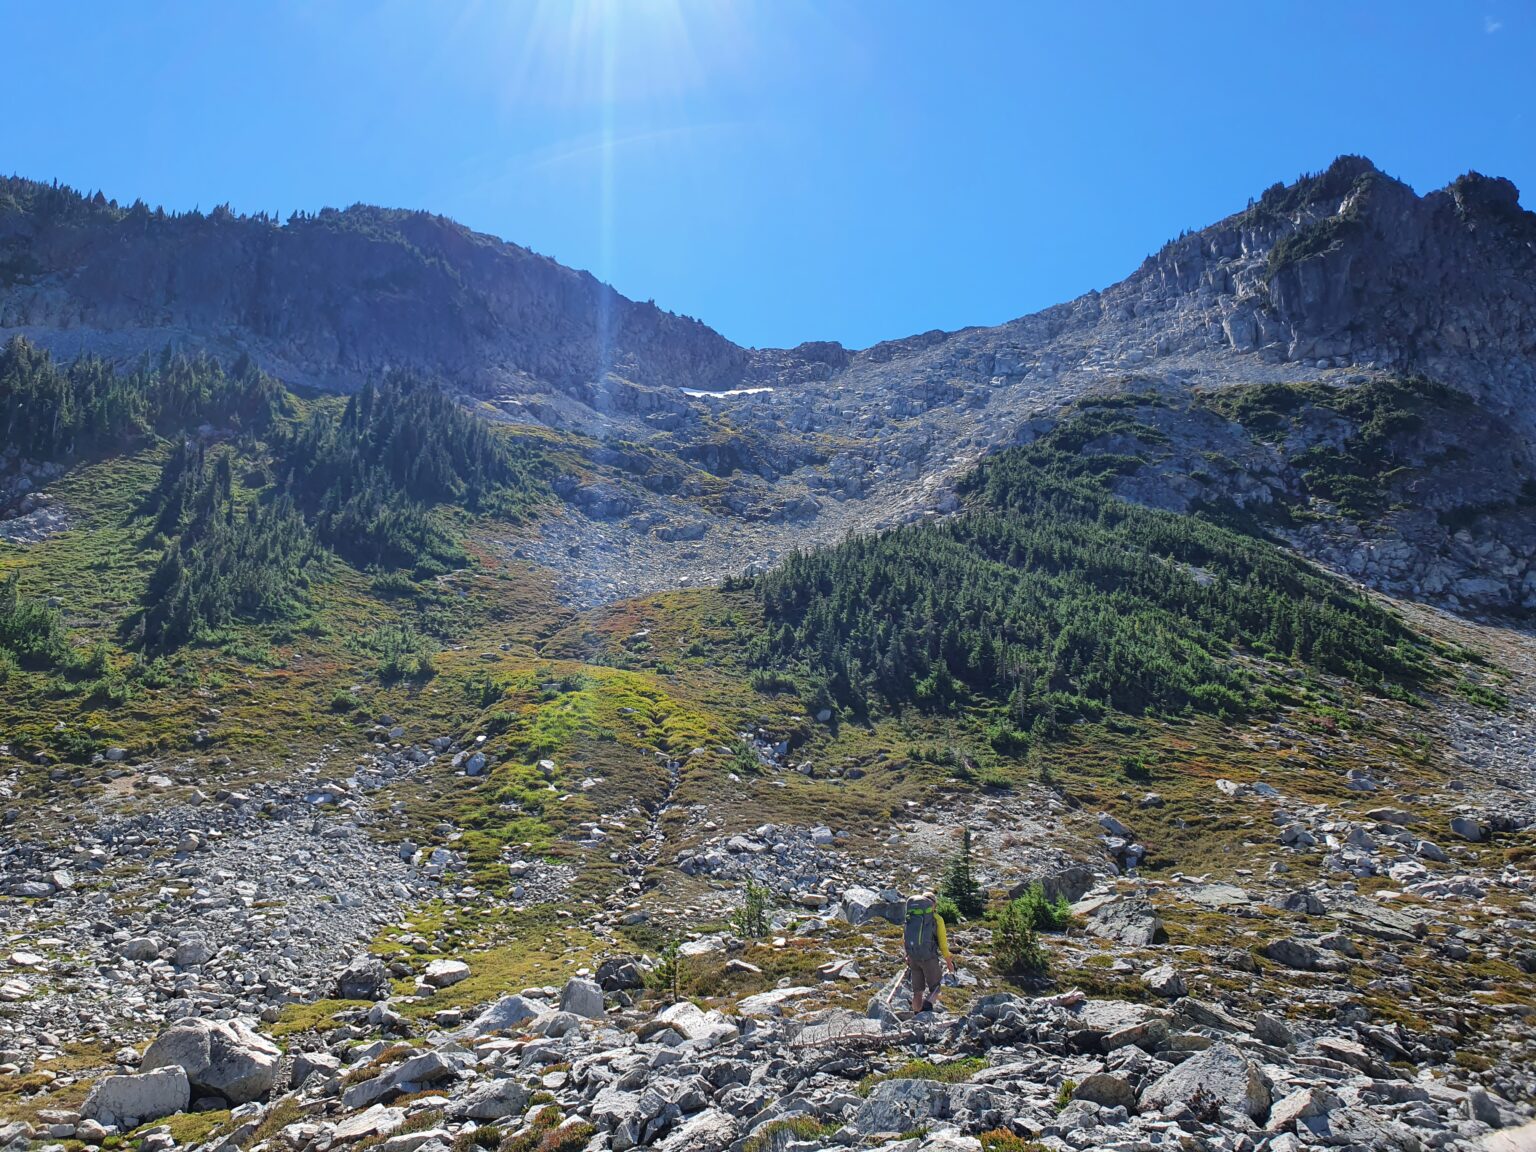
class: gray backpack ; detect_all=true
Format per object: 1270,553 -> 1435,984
904,898 -> 939,962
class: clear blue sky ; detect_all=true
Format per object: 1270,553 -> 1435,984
2,1 -> 1531,350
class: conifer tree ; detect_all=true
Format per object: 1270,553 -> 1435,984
941,827 -> 987,919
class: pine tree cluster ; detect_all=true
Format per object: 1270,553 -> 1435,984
750,412 -> 1432,725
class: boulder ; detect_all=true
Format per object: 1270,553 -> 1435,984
1277,890 -> 1325,916
1138,1042 -> 1271,1120
390,1051 -> 460,1088
1098,813 -> 1133,838
1267,1087 -> 1338,1132
841,886 -> 905,926
1450,816 -> 1486,842
1252,1012 -> 1294,1048
82,1066 -> 190,1127
654,1108 -> 738,1152
379,1130 -> 450,1152
559,977 -> 606,1019
422,959 -> 471,988
1141,964 -> 1187,998
332,1105 -> 405,1144
120,937 -> 161,962
172,936 -> 214,968
1082,897 -> 1166,946
464,994 -> 548,1035
531,1011 -> 582,1038
1262,938 -> 1346,972
1469,1086 -> 1515,1128
652,1001 -> 739,1047
336,955 -> 391,1000
736,987 -> 815,1016
596,956 -> 644,991
854,1079 -> 952,1135
1065,999 -> 1168,1051
1072,1072 -> 1136,1111
450,1078 -> 530,1121
341,1051 -> 465,1109
140,1017 -> 280,1105
290,1052 -> 342,1089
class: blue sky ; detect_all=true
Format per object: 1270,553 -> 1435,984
2,1 -> 1530,349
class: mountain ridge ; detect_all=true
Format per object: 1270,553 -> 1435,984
4,156 -> 1533,403
3,156 -> 1535,618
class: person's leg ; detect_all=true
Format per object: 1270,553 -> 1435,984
908,963 -> 927,1013
916,959 -> 942,1012
915,958 -> 940,1007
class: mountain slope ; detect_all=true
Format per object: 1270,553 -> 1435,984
4,161 -> 1536,1148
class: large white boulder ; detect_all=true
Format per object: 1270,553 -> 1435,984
464,994 -> 548,1035
422,959 -> 471,988
82,1066 -> 189,1127
140,1017 -> 280,1104
559,977 -> 605,1020
1139,1041 -> 1271,1119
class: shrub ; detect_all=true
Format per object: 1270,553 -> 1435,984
748,668 -> 798,694
648,940 -> 684,1002
734,878 -> 772,939
986,718 -> 1029,754
0,574 -> 70,669
370,624 -> 436,682
980,1130 -> 1050,1152
859,1057 -> 985,1095
496,1110 -> 594,1152
1013,882 -> 1072,930
994,896 -> 1048,978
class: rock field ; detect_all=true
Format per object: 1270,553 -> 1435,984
4,607 -> 1536,1152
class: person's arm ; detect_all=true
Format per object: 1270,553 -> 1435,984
935,914 -> 956,968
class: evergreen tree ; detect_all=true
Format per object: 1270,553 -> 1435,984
941,828 -> 987,919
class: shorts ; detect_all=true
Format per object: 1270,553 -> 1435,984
908,958 -> 944,1006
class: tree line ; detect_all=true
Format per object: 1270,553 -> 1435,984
0,337 -> 286,462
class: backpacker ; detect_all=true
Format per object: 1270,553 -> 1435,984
904,897 -> 939,962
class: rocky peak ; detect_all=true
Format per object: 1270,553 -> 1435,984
1101,157 -> 1536,422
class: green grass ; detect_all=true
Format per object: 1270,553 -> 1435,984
859,1056 -> 986,1096
742,1117 -> 841,1152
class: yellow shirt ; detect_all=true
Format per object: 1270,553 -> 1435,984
934,913 -> 952,960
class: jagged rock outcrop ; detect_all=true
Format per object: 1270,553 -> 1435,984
1119,156 -> 1536,425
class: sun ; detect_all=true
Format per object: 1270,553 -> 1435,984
503,0 -> 731,109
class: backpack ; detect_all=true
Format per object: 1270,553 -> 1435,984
904,898 -> 939,962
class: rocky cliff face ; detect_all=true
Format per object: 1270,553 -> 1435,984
2,159 -> 1534,615
1119,156 -> 1536,424
0,182 -> 750,397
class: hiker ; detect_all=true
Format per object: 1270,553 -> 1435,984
902,891 -> 956,1013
